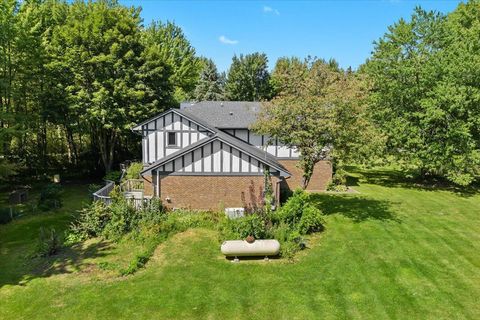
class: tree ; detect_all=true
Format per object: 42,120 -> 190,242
364,6 -> 480,185
192,58 -> 224,101
143,21 -> 201,103
253,57 -> 383,188
225,53 -> 272,101
51,0 -> 164,172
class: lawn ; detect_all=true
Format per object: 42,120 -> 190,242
1,169 -> 479,319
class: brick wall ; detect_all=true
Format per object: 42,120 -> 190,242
157,175 -> 279,211
143,174 -> 154,197
278,160 -> 332,192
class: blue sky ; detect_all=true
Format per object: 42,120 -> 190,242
121,0 -> 462,72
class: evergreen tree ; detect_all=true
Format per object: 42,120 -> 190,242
193,58 -> 224,101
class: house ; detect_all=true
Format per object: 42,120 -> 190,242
131,101 -> 332,211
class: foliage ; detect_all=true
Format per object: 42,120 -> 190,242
296,205 -> 325,234
326,169 -> 348,192
253,57 -> 384,188
193,58 -> 225,101
224,52 -> 272,101
0,0 -> 199,176
102,196 -> 140,241
0,159 -> 17,181
220,189 -> 325,259
0,207 -> 13,224
220,214 -> 268,239
2,168 -> 480,318
274,189 -> 311,226
68,201 -> 112,242
274,189 -> 325,235
142,21 -> 202,102
103,171 -> 122,182
363,5 -> 480,185
124,162 -> 143,180
34,227 -> 62,257
38,183 -> 63,211
87,183 -> 103,196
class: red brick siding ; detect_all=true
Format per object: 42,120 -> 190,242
143,174 -> 154,197
157,175 -> 280,211
278,160 -> 332,192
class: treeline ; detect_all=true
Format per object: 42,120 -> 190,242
1,0 -> 479,186
0,0 -> 272,178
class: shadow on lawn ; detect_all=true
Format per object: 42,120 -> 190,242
351,167 -> 479,197
1,240 -> 113,287
310,193 -> 399,223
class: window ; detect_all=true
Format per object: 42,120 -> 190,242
168,132 -> 177,146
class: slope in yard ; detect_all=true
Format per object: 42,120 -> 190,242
0,169 -> 479,319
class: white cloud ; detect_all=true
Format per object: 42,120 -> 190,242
219,35 -> 239,45
263,5 -> 280,15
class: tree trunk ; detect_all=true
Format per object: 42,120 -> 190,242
96,127 -> 117,173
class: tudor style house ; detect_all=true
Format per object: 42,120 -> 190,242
131,101 -> 332,211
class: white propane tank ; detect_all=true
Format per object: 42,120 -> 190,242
220,239 -> 280,257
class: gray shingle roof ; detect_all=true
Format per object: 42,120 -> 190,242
180,101 -> 262,128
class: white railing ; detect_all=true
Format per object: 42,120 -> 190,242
93,179 -> 151,210
92,180 -> 115,205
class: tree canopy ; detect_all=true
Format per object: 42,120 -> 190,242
364,5 -> 480,185
0,0 -> 201,175
253,57 -> 383,188
225,53 -> 272,101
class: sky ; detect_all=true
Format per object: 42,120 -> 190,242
120,0 -> 462,72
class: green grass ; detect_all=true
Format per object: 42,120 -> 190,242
1,169 -> 480,319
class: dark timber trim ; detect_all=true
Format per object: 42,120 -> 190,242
220,142 -> 224,172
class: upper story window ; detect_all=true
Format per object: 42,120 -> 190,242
168,132 -> 177,146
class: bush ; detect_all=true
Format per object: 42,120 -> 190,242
297,205 -> 325,234
102,197 -> 139,241
103,170 -> 122,182
327,169 -> 348,192
220,214 -> 268,239
35,227 -> 62,257
68,201 -> 112,242
139,198 -> 167,226
38,183 -> 63,211
124,162 -> 143,180
275,189 -> 310,226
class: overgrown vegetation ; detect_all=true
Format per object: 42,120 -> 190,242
220,189 -> 325,259
34,227 -> 62,258
38,184 -> 63,211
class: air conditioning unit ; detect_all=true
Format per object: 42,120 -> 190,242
225,207 -> 245,219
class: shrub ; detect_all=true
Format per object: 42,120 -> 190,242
275,189 -> 310,226
102,197 -> 139,241
68,201 -> 112,242
124,162 -> 143,180
103,170 -> 122,182
327,169 -> 348,192
220,214 -> 268,239
297,205 -> 325,234
139,198 -> 167,226
38,183 -> 63,211
35,227 -> 62,257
